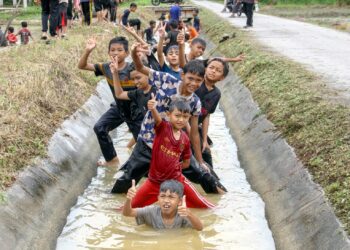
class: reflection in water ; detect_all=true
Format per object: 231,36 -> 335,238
56,108 -> 275,250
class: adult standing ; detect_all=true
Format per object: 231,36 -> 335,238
41,0 -> 60,39
80,0 -> 92,25
242,0 -> 255,28
169,0 -> 181,22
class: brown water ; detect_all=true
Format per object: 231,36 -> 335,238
56,108 -> 275,250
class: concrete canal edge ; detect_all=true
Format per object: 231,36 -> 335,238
0,81 -> 114,250
0,69 -> 349,249
218,71 -> 350,249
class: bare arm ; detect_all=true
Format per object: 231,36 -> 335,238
201,115 -> 210,152
178,196 -> 203,231
122,180 -> 138,217
148,93 -> 162,126
220,54 -> 245,63
78,38 -> 97,71
190,116 -> 204,164
182,159 -> 190,169
157,23 -> 167,67
110,56 -> 130,100
131,43 -> 150,76
178,29 -> 186,69
123,24 -> 148,47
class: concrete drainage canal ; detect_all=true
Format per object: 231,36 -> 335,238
0,60 -> 349,250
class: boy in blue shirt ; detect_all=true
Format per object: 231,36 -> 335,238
169,0 -> 181,22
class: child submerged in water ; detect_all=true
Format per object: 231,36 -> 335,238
123,179 -> 203,231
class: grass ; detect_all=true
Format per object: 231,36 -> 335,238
0,5 -> 41,21
198,7 -> 350,233
0,23 -> 120,190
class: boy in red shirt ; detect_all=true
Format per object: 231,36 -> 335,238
130,98 -> 215,209
16,21 -> 33,45
6,27 -> 17,45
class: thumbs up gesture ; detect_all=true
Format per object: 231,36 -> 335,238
178,195 -> 189,217
126,179 -> 137,200
147,93 -> 157,111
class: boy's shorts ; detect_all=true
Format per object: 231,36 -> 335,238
131,175 -> 215,209
94,0 -> 109,12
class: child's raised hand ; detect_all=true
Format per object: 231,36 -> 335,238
235,53 -> 245,62
176,29 -> 185,45
158,22 -> 167,38
123,24 -> 136,34
131,42 -> 150,54
178,195 -> 189,217
147,93 -> 157,110
109,55 -> 119,74
126,179 -> 137,200
86,38 -> 96,51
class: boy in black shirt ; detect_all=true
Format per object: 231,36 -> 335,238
78,36 -> 142,167
119,3 -> 142,36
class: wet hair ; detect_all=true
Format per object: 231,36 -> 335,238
169,99 -> 191,114
191,37 -> 206,48
8,26 -> 14,33
207,57 -> 229,77
130,3 -> 137,8
149,20 -> 156,26
21,21 -> 28,28
166,45 -> 179,55
160,180 -> 184,197
169,19 -> 178,29
109,36 -> 128,52
183,59 -> 205,78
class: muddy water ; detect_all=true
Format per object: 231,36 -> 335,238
56,108 -> 275,250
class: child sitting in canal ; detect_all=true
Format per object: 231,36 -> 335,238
123,179 -> 203,231
121,97 -> 215,209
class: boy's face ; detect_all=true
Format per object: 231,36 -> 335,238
109,43 -> 128,63
167,108 -> 191,130
181,72 -> 203,94
151,23 -> 156,29
130,6 -> 137,12
166,48 -> 179,66
130,70 -> 149,90
205,61 -> 225,82
158,190 -> 182,216
190,42 -> 205,58
193,11 -> 198,16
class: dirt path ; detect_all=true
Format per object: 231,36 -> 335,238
193,0 -> 350,103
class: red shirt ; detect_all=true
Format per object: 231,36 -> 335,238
18,28 -> 31,45
6,33 -> 17,44
149,120 -> 191,184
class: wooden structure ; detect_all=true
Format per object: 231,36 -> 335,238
146,5 -> 197,20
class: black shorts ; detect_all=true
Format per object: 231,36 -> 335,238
94,0 -> 109,12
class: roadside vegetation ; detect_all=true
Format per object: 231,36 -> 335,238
199,7 -> 350,232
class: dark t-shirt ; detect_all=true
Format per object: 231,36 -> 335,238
193,16 -> 200,32
195,82 -> 221,124
144,27 -> 153,43
167,30 -> 180,47
127,85 -> 157,117
94,62 -> 138,119
122,9 -> 130,25
161,64 -> 181,80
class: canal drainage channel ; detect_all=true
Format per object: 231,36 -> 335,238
0,46 -> 349,250
56,107 -> 275,249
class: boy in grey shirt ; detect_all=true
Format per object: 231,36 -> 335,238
123,180 -> 203,231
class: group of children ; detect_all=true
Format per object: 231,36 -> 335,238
78,2 -> 244,231
0,22 -> 33,46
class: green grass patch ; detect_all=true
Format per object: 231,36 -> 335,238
0,5 -> 41,21
199,7 -> 350,232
